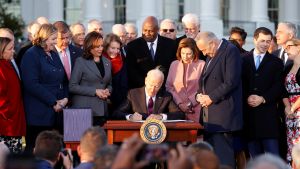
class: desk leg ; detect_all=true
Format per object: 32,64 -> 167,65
190,130 -> 198,143
107,130 -> 114,144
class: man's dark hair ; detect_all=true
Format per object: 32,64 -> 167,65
53,21 -> 70,33
253,27 -> 273,40
230,26 -> 247,41
34,130 -> 63,162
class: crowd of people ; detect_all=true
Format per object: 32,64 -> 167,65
0,12 -> 300,169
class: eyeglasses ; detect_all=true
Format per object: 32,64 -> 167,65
162,29 -> 175,33
285,44 -> 298,50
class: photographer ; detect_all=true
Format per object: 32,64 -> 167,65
111,134 -> 192,169
33,130 -> 73,169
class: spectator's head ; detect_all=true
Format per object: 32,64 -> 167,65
142,16 -> 159,42
190,150 -> 219,169
83,31 -> 103,60
246,154 -> 289,169
103,33 -> 122,58
70,23 -> 86,48
32,24 -> 57,52
0,28 -> 15,42
292,143 -> 300,169
229,26 -> 247,47
285,38 -> 300,61
53,21 -> 70,51
93,145 -> 118,169
176,38 -> 199,63
253,27 -> 273,54
36,16 -> 49,25
0,142 -> 9,169
77,127 -> 107,162
276,22 -> 297,48
145,68 -> 164,97
159,19 -> 177,40
88,19 -> 103,35
268,37 -> 279,53
196,31 -> 219,57
182,13 -> 200,39
33,131 -> 63,165
124,23 -> 138,44
187,141 -> 214,154
112,24 -> 127,45
0,37 -> 14,60
27,22 -> 41,41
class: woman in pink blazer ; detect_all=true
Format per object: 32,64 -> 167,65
166,38 -> 205,122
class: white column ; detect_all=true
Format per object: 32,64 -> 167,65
83,0 -> 102,23
20,0 -> 34,24
251,0 -> 269,22
163,0 -> 178,20
184,0 -> 201,15
284,0 -> 300,24
199,0 -> 223,38
48,0 -> 64,23
136,0 -> 158,36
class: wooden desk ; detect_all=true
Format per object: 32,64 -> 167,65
65,120 -> 202,150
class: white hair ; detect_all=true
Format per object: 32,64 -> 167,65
112,24 -> 126,34
160,19 -> 176,28
124,23 -> 137,32
146,67 -> 164,82
278,22 -> 297,38
182,13 -> 200,27
246,154 -> 289,169
70,22 -> 85,34
195,31 -> 218,43
87,19 -> 102,32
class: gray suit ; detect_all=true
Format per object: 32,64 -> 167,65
69,57 -> 112,117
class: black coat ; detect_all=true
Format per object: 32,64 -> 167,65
125,35 -> 176,89
242,50 -> 284,139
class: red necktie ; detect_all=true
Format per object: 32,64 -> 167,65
148,97 -> 154,114
62,50 -> 71,80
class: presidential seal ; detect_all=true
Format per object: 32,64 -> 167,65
140,119 -> 167,144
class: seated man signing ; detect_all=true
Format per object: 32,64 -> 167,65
113,68 -> 185,121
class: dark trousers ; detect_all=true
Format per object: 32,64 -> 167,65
204,132 -> 235,168
248,138 -> 279,158
24,125 -> 54,154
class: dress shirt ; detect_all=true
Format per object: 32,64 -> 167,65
55,46 -> 72,71
10,58 -> 20,79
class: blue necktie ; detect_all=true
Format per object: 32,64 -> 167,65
255,55 -> 261,70
150,42 -> 155,60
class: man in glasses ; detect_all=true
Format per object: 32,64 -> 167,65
159,19 -> 177,40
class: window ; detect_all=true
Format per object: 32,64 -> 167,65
268,0 -> 278,26
178,0 -> 184,21
114,0 -> 126,24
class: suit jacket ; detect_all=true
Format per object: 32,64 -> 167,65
242,50 -> 284,139
0,60 -> 26,136
74,162 -> 94,169
125,35 -> 176,89
113,87 -> 185,120
69,57 -> 112,117
16,41 -> 33,68
272,48 -> 293,68
198,39 -> 243,132
166,60 -> 205,122
21,46 -> 68,126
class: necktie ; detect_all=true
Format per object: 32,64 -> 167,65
62,50 -> 71,80
149,42 -> 155,60
280,50 -> 285,63
148,97 -> 154,114
255,55 -> 261,70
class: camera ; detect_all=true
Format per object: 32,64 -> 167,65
137,144 -> 169,162
61,149 -> 69,156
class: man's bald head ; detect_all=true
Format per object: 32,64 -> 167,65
142,16 -> 159,42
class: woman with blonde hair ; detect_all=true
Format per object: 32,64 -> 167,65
166,38 -> 205,122
282,38 -> 300,164
21,24 -> 69,153
0,37 -> 26,153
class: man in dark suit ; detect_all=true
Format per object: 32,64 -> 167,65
125,16 -> 176,89
242,27 -> 284,158
53,21 -> 83,81
114,68 -> 185,120
195,31 -> 243,167
273,22 -> 297,67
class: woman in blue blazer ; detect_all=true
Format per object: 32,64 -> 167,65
21,24 -> 68,153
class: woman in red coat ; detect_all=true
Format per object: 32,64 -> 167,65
0,37 -> 26,153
